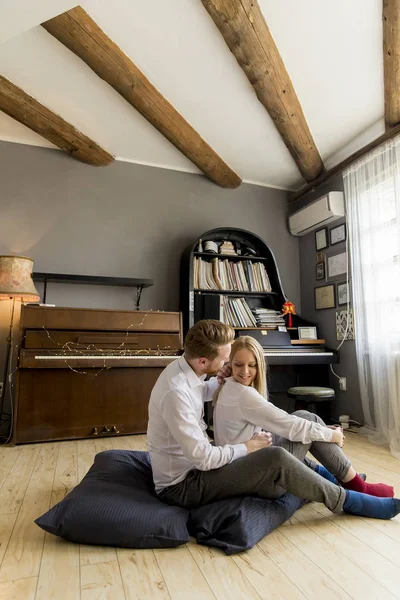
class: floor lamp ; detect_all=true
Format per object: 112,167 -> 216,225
0,256 -> 40,442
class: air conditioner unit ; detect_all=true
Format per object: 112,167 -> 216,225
289,191 -> 345,236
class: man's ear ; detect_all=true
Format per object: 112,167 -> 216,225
198,357 -> 208,367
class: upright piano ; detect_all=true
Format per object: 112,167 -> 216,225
234,328 -> 338,366
14,306 -> 182,444
235,326 -> 338,415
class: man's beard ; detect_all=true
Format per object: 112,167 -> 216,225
204,369 -> 218,377
203,365 -> 219,376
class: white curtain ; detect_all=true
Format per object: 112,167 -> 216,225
344,135 -> 400,458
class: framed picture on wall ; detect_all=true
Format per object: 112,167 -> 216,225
316,261 -> 325,280
315,284 -> 335,310
337,281 -> 350,306
315,227 -> 328,251
330,223 -> 347,246
326,249 -> 347,281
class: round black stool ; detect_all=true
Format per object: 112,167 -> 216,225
287,386 -> 335,422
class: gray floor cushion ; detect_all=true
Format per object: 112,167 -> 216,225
35,449 -> 303,554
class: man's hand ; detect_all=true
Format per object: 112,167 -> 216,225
217,362 -> 232,384
245,432 -> 273,454
329,426 -> 345,447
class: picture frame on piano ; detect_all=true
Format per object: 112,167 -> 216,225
314,284 -> 335,310
298,326 -> 317,340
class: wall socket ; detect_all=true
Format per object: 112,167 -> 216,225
339,377 -> 347,391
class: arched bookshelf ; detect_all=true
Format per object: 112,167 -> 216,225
180,227 -> 288,335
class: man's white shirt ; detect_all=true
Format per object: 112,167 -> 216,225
147,355 -> 247,492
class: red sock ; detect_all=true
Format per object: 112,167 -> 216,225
342,473 -> 394,498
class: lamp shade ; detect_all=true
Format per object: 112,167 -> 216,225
0,255 -> 40,302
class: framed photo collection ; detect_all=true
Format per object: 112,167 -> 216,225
313,220 -> 348,311
315,221 -> 346,261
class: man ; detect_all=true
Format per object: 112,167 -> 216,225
147,320 -> 400,520
147,319 -> 270,495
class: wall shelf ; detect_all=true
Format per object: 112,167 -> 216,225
32,272 -> 154,309
194,289 -> 277,296
194,252 -> 267,262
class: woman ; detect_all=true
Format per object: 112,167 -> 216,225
214,335 -> 394,499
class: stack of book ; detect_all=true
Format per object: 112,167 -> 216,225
193,257 -> 271,292
219,241 -> 237,255
222,297 -> 257,327
251,308 -> 286,328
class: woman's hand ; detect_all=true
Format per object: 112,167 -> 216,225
329,426 -> 345,447
245,432 -> 273,454
251,431 -> 273,446
217,362 -> 232,384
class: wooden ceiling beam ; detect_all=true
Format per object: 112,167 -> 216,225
290,121 -> 400,203
0,75 -> 114,166
201,0 -> 324,182
383,0 -> 400,128
42,6 -> 241,188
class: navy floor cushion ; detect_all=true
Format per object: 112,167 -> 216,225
35,449 -> 303,554
35,450 -> 190,549
189,493 -> 304,554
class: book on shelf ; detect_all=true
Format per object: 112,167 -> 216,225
252,308 -> 286,327
195,294 -> 257,327
193,256 -> 271,292
195,294 -> 286,329
222,296 -> 257,328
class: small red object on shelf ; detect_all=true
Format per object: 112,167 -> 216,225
282,301 -> 296,328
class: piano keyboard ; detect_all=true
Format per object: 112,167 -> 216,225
29,350 -> 336,369
35,352 -> 334,361
34,355 -> 179,360
264,351 -> 333,357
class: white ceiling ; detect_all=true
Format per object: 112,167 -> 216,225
0,0 -> 384,190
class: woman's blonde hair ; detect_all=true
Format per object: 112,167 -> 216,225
213,335 -> 267,405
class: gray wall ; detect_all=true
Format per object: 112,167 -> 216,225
0,141 -> 299,428
290,175 -> 364,424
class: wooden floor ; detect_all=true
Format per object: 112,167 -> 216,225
0,433 -> 400,600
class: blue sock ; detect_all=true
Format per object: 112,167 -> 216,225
314,464 -> 338,485
343,490 -> 400,520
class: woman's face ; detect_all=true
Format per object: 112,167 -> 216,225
231,348 -> 257,386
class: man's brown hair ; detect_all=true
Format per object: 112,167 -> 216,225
184,320 -> 235,360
